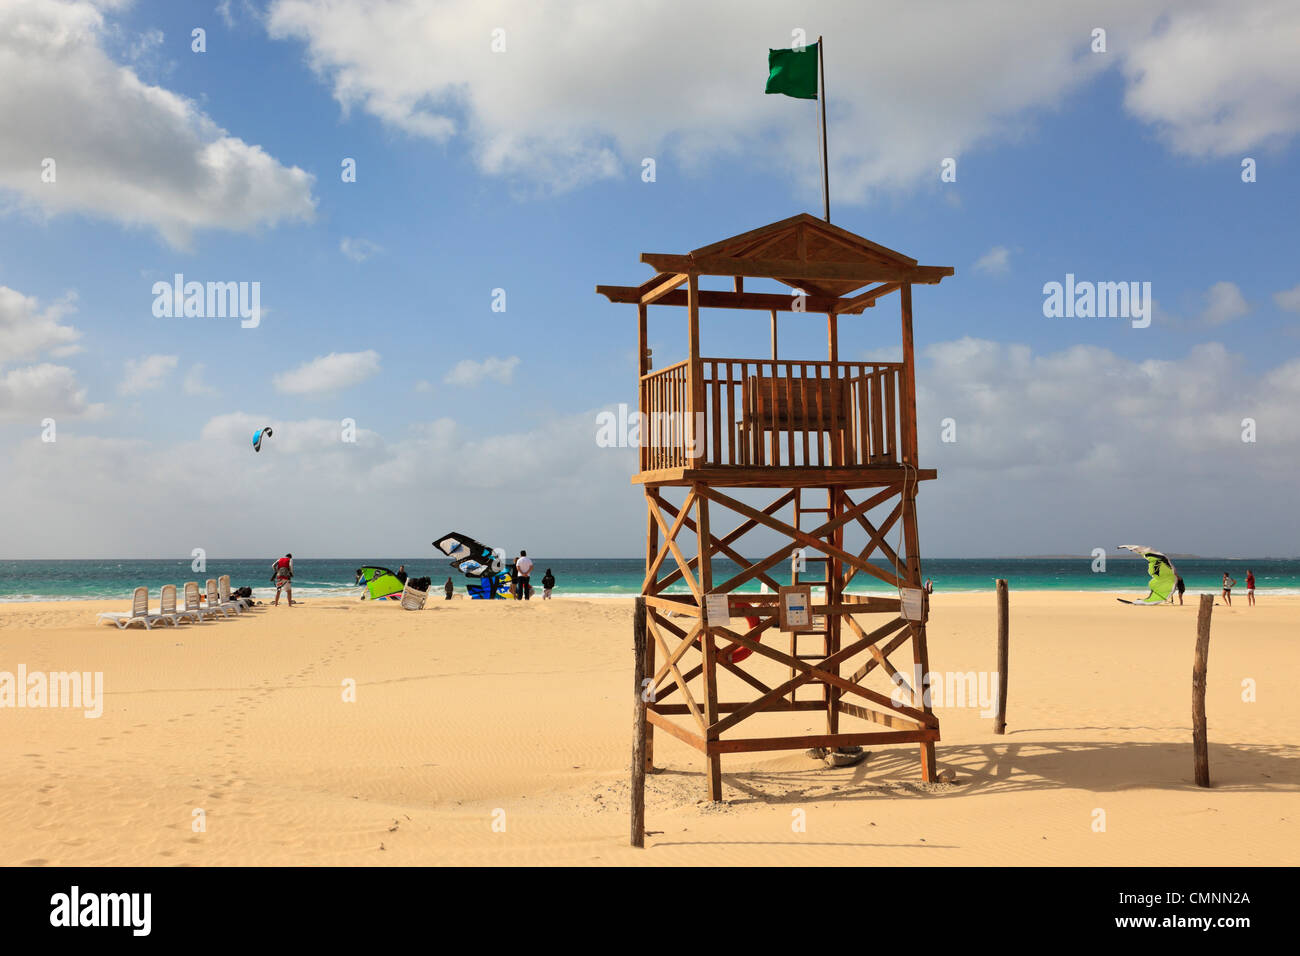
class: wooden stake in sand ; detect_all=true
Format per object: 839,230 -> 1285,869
1193,593 -> 1213,788
994,579 -> 1009,735
631,596 -> 648,847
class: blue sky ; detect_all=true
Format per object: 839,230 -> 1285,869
1,0 -> 1298,558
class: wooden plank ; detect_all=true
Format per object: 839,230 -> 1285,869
850,629 -> 912,683
640,272 -> 688,305
885,367 -> 897,461
632,465 -> 938,487
710,729 -> 938,755
871,371 -> 885,461
654,699 -> 824,715
640,254 -> 955,286
709,361 -> 721,465
643,594 -> 699,616
646,709 -> 707,752
596,286 -> 879,314
836,700 -> 924,731
831,281 -> 902,313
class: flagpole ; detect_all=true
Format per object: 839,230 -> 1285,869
818,34 -> 829,222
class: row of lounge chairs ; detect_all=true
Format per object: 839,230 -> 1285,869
97,576 -> 256,629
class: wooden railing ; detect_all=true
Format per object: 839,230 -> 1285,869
638,358 -> 909,471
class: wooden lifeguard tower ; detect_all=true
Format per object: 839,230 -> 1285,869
598,213 -> 954,803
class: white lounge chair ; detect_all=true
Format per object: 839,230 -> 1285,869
97,586 -> 159,629
205,579 -> 239,618
218,575 -> 252,612
399,581 -> 428,610
180,581 -> 218,622
152,584 -> 187,626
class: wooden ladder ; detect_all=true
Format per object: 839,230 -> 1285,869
789,487 -> 833,705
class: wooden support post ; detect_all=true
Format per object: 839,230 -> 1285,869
631,596 -> 648,847
994,579 -> 1009,735
1193,593 -> 1213,787
696,488 -> 723,801
826,486 -> 841,734
770,310 -> 778,361
899,282 -> 918,465
686,274 -> 704,468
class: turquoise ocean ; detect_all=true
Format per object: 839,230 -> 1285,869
0,557 -> 1296,602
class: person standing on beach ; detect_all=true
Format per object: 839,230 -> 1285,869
515,550 -> 534,600
397,565 -> 408,585
444,577 -> 455,600
1246,569 -> 1256,606
1174,575 -> 1185,605
272,553 -> 294,606
542,568 -> 555,599
1222,571 -> 1236,606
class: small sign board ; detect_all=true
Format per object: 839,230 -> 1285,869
900,587 -> 927,622
704,592 -> 731,628
778,584 -> 814,632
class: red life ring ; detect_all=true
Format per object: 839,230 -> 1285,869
724,612 -> 764,664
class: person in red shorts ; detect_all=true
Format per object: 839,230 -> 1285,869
1246,569 -> 1256,606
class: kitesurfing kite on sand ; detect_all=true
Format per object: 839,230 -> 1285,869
1116,544 -> 1177,605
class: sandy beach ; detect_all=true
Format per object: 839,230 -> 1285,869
0,591 -> 1294,866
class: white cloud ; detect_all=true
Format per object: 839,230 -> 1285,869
1272,283 -> 1300,313
1199,281 -> 1250,325
413,379 -> 433,393
183,362 -> 218,396
0,0 -> 316,246
443,356 -> 519,387
0,286 -> 82,362
1121,1 -> 1300,156
0,362 -> 105,422
119,353 -> 177,394
273,349 -> 381,394
339,237 -> 382,262
917,337 -> 1300,554
265,1 -> 1300,199
973,246 -> 1010,275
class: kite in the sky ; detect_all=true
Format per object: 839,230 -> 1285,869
252,426 -> 273,452
1116,545 -> 1177,605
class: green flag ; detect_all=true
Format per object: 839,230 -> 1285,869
766,42 -> 819,99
